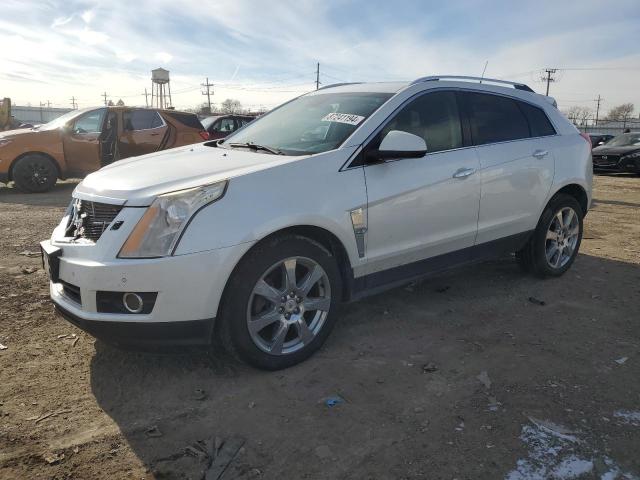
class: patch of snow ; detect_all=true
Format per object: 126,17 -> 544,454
505,419 -> 639,480
551,456 -> 593,478
613,410 -> 640,427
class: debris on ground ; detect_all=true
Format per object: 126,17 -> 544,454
43,452 -> 64,465
528,296 -> 546,306
34,408 -> 72,424
323,396 -> 345,407
487,396 -> 502,412
72,336 -> 79,347
192,388 -> 207,401
205,437 -> 245,480
145,425 -> 163,438
422,362 -> 438,373
0,343 -> 7,350
248,401 -> 256,409
614,356 -> 628,365
18,250 -> 40,257
477,370 -> 492,390
20,266 -> 38,274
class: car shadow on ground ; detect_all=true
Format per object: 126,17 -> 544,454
0,181 -> 79,207
88,253 -> 640,479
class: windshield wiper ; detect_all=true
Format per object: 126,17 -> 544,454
227,142 -> 284,155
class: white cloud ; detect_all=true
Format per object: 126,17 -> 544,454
81,10 -> 95,24
155,52 -> 173,64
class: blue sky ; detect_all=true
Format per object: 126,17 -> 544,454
1,0 -> 639,115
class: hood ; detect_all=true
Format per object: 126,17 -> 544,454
74,143 -> 305,206
0,127 -> 43,140
592,145 -> 640,155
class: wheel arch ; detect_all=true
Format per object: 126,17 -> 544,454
216,225 -> 355,326
8,151 -> 62,181
549,183 -> 589,215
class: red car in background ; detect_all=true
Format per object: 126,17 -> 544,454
201,114 -> 255,140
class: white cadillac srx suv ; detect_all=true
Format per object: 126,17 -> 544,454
41,76 -> 593,369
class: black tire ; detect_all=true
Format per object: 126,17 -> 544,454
516,193 -> 584,277
217,235 -> 342,370
12,154 -> 58,193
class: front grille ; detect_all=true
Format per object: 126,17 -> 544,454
67,200 -> 122,242
593,154 -> 620,166
60,281 -> 81,305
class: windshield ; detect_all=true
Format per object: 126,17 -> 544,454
37,108 -> 92,131
221,92 -> 393,155
606,133 -> 640,147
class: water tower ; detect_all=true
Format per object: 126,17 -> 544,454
151,68 -> 172,109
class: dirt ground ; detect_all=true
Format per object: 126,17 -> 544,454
0,175 -> 639,480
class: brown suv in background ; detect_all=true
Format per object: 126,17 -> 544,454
0,106 -> 208,192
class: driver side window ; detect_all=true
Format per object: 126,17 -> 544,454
378,91 -> 463,153
72,109 -> 106,134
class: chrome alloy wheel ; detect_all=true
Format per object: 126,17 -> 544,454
545,206 -> 580,269
246,256 -> 331,355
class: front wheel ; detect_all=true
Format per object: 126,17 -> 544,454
516,193 -> 584,277
218,235 -> 342,370
12,154 -> 58,193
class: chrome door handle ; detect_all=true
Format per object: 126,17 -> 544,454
453,167 -> 476,179
533,149 -> 549,159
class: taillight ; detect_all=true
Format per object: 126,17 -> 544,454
199,131 -> 210,141
579,132 -> 592,148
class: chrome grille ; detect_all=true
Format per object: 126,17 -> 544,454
67,200 -> 122,242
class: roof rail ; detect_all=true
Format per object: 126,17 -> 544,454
317,82 -> 362,91
410,75 -> 534,93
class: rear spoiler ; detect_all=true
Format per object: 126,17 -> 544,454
539,95 -> 558,108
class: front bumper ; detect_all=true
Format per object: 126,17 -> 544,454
46,236 -> 254,346
55,303 -> 214,346
593,157 -> 640,173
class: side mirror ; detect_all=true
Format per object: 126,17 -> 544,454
369,130 -> 427,163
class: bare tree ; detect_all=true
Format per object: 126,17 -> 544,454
116,99 -> 125,106
221,99 -> 242,114
606,103 -> 634,121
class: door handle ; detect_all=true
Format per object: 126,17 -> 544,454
532,149 -> 549,159
453,167 -> 476,179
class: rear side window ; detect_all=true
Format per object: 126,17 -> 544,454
380,91 -> 463,153
464,92 -> 530,145
123,110 -> 163,131
517,101 -> 556,137
164,111 -> 203,130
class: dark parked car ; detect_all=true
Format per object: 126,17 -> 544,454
201,114 -> 254,140
591,132 -> 640,173
588,133 -> 614,148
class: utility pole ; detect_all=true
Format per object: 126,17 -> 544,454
543,68 -> 557,96
594,95 -> 602,126
70,96 -> 77,109
315,62 -> 320,90
102,91 -> 108,106
46,100 -> 51,108
201,77 -> 214,113
39,101 -> 46,122
142,88 -> 149,108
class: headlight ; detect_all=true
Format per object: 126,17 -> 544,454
623,151 -> 640,159
0,139 -> 12,148
118,181 -> 227,258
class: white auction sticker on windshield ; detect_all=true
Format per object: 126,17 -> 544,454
321,112 -> 365,126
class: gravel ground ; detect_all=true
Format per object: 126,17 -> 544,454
0,174 -> 639,480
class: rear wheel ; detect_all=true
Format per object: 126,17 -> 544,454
12,154 -> 58,193
218,235 -> 341,370
516,194 -> 583,277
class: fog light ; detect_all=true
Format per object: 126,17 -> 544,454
123,292 -> 144,313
